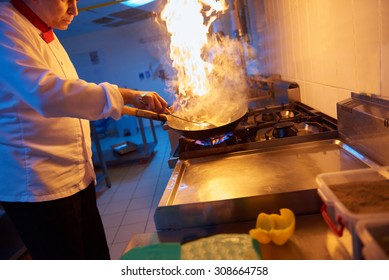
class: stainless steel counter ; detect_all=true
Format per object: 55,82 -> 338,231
136,93 -> 389,260
125,214 -> 350,260
155,139 -> 378,231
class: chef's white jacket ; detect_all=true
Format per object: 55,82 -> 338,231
0,3 -> 124,202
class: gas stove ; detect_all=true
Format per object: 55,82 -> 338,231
155,91 -> 389,260
152,91 -> 389,261
168,100 -> 338,168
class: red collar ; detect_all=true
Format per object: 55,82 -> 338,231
10,0 -> 54,43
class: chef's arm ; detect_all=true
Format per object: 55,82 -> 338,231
118,88 -> 169,114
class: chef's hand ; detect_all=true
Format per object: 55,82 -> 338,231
119,88 -> 169,114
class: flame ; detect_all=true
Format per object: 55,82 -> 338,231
194,132 -> 233,146
161,0 -> 228,98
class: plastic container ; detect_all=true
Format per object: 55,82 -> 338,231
356,215 -> 389,260
316,166 -> 389,259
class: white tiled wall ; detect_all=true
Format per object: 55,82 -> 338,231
250,0 -> 389,118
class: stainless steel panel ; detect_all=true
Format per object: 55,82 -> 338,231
164,140 -> 377,205
337,93 -> 389,165
155,139 -> 378,231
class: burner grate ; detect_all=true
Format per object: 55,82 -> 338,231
170,102 -> 338,163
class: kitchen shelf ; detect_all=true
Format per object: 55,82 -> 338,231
92,118 -> 158,167
91,122 -> 111,188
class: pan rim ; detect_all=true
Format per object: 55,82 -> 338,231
166,105 -> 247,139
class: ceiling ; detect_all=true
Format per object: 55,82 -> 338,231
54,0 -> 164,39
0,0 -> 163,39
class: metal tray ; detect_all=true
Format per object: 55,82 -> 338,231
154,139 -> 379,231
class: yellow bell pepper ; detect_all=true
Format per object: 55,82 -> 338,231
249,208 -> 295,246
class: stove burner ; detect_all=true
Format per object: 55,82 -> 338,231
271,121 -> 298,138
194,132 -> 234,146
260,121 -> 328,141
261,109 -> 280,122
175,132 -> 238,155
280,110 -> 296,119
255,108 -> 302,124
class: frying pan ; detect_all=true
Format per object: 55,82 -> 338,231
122,106 -> 247,140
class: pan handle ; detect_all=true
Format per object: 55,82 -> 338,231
122,106 -> 167,122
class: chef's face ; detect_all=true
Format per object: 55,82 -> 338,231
31,0 -> 79,30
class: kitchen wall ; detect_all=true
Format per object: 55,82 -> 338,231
60,0 -> 389,119
249,0 -> 389,118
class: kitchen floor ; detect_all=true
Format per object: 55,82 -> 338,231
94,122 -> 173,260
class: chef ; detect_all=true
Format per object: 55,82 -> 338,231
0,0 -> 168,259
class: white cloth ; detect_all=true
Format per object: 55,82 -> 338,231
0,3 -> 124,202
